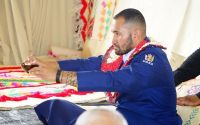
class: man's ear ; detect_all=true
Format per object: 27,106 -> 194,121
130,30 -> 137,40
131,29 -> 142,41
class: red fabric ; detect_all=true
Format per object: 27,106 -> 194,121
0,66 -> 23,73
48,50 -> 57,58
0,89 -> 91,102
80,0 -> 96,42
0,66 -> 21,70
80,0 -> 88,42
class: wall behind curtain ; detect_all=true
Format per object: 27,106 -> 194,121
0,0 -> 83,65
172,0 -> 200,56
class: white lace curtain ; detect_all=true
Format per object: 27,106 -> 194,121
0,0 -> 83,65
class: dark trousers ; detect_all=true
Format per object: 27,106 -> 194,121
34,99 -> 85,125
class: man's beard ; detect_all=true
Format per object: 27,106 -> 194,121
115,35 -> 133,55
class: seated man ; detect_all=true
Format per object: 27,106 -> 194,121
27,8 -> 182,125
75,108 -> 128,125
174,48 -> 200,106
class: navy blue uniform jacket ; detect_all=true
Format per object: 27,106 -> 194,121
58,46 -> 182,125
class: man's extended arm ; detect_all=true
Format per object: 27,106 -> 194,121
59,50 -> 172,93
174,48 -> 200,86
58,56 -> 103,71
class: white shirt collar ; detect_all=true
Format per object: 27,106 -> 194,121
123,49 -> 135,63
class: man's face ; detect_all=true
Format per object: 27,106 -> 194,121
111,17 -> 134,55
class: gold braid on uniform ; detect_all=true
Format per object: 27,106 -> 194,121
60,71 -> 78,87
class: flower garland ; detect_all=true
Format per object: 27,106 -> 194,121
101,46 -> 123,72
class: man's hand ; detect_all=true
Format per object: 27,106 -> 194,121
28,57 -> 59,82
23,56 -> 59,70
177,95 -> 200,106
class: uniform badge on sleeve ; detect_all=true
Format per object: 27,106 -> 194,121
143,54 -> 154,66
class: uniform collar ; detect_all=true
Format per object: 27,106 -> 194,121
123,48 -> 135,63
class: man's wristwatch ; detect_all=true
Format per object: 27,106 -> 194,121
196,92 -> 200,99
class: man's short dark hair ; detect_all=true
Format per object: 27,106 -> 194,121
114,8 -> 146,30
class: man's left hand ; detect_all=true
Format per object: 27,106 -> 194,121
29,58 -> 57,82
